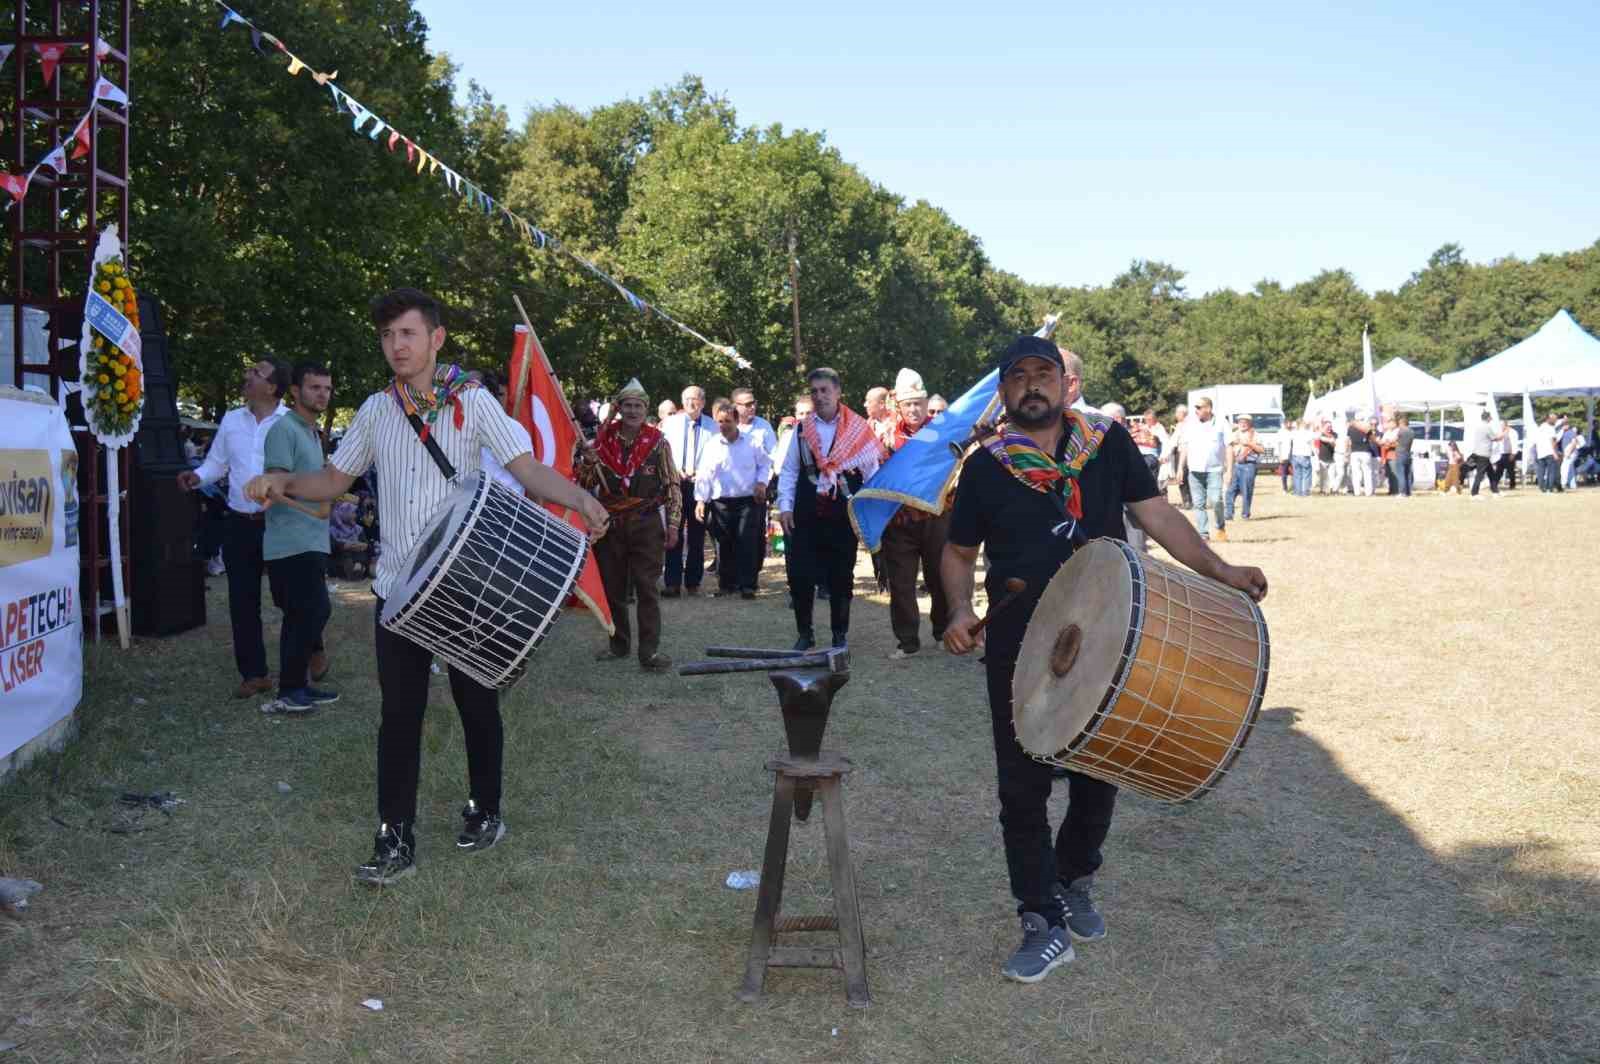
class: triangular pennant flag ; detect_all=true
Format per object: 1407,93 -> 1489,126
219,9 -> 245,30
415,150 -> 429,175
263,32 -> 285,52
40,145 -> 68,176
92,76 -> 129,105
311,69 -> 338,86
366,118 -> 385,141
342,94 -> 375,134
427,157 -> 440,175
36,44 -> 65,84
387,129 -> 400,152
403,138 -> 415,163
0,171 -> 31,203
249,30 -> 265,55
325,83 -> 345,114
286,54 -> 306,76
70,119 -> 91,160
0,45 -> 15,72
95,38 -> 112,59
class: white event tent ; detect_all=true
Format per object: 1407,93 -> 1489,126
1305,357 -> 1460,422
1441,310 -> 1600,457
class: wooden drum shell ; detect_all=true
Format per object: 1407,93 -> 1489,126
1012,538 -> 1269,804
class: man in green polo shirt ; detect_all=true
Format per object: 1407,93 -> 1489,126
261,362 -> 340,715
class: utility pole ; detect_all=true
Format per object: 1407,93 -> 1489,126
788,224 -> 805,374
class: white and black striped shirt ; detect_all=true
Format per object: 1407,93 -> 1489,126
330,387 -> 533,599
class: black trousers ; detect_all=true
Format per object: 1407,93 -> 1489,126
986,646 -> 1117,925
707,496 -> 765,592
223,514 -> 271,680
1468,454 -> 1497,495
372,599 -> 502,844
663,480 -> 706,590
787,510 -> 857,638
268,551 -> 330,695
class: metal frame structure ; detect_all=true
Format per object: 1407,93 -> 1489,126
5,0 -> 132,639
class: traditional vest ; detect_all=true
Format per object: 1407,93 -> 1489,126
796,432 -> 866,523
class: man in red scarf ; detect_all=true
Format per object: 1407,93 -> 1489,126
578,378 -> 682,672
776,367 -> 880,650
880,367 -> 952,660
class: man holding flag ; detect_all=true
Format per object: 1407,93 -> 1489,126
579,379 -> 682,671
878,368 -> 951,660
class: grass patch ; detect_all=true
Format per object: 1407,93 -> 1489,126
2,480 -> 1598,1062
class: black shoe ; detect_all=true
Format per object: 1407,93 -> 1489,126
354,824 -> 416,886
815,585 -> 831,601
831,632 -> 847,649
793,633 -> 815,652
740,590 -> 757,600
456,800 -> 506,852
304,686 -> 340,705
661,587 -> 681,599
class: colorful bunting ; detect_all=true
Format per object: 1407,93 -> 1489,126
36,43 -> 65,84
93,76 -> 130,106
205,0 -> 745,367
0,45 -> 14,72
0,172 -> 30,203
40,145 -> 68,176
71,119 -> 92,160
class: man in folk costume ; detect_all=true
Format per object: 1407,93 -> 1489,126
879,368 -> 952,661
579,378 -> 682,672
776,367 -> 881,650
246,288 -> 610,887
941,335 -> 1265,983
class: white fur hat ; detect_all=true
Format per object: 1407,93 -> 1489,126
893,367 -> 928,401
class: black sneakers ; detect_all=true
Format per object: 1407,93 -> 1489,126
353,824 -> 416,886
1001,912 -> 1074,983
1056,875 -> 1107,942
456,800 -> 507,852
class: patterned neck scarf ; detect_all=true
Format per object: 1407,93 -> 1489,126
801,403 -> 879,495
387,363 -> 480,431
981,408 -> 1109,519
595,420 -> 664,484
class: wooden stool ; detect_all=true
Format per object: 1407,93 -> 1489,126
738,752 -> 869,1008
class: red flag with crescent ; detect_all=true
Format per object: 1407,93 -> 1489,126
505,325 -> 614,636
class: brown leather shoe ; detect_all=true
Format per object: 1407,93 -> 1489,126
309,651 -> 330,682
234,676 -> 273,699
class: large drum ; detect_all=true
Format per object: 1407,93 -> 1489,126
380,471 -> 588,689
1011,538 -> 1269,803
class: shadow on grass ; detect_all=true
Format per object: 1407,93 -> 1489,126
2,575 -> 1597,1063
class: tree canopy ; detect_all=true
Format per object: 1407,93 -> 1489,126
124,2 -> 1600,420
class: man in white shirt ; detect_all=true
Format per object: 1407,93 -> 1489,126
246,287 -> 609,887
696,399 -> 772,598
733,387 -> 778,457
659,386 -> 716,596
1533,413 -> 1560,493
178,357 -> 291,698
777,368 -> 881,649
1466,410 -> 1506,497
1178,398 -> 1229,541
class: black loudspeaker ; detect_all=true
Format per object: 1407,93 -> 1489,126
132,294 -> 186,469
128,295 -> 206,637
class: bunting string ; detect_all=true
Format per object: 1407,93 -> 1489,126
0,77 -> 129,210
210,1 -> 748,369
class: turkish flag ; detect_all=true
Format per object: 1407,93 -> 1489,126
505,325 -> 614,637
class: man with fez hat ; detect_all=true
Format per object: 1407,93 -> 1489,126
879,367 -> 952,660
579,378 -> 683,672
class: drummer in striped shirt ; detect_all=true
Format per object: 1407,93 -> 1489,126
246,288 -> 610,888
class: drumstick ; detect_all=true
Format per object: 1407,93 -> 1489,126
266,495 -> 330,520
969,577 -> 1027,636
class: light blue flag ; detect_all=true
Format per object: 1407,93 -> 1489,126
847,368 -> 1000,553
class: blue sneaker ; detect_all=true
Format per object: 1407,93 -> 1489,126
1001,912 -> 1073,983
260,690 -> 316,716
1057,876 -> 1107,942
303,687 -> 340,705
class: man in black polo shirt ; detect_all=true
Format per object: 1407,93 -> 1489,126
941,335 -> 1267,984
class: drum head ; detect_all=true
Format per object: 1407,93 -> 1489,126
379,473 -> 485,626
1012,538 -> 1138,757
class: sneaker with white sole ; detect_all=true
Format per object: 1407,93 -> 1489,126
1056,875 -> 1107,942
354,824 -> 416,886
456,800 -> 506,851
1001,912 -> 1074,983
260,690 -> 317,716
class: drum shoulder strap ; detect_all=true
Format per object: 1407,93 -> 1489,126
405,411 -> 457,482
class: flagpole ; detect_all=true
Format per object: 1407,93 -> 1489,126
511,294 -> 577,427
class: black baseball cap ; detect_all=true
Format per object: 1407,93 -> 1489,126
996,334 -> 1063,377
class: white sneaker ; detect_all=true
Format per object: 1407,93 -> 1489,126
888,647 -> 917,661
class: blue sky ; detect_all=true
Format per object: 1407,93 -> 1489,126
413,1 -> 1599,296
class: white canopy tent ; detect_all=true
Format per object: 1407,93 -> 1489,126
1305,357 -> 1461,421
1441,308 -> 1600,456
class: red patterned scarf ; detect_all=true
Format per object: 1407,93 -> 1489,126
801,404 -> 878,494
595,420 -> 663,484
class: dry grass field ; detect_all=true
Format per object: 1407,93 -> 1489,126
2,477 -> 1597,1063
